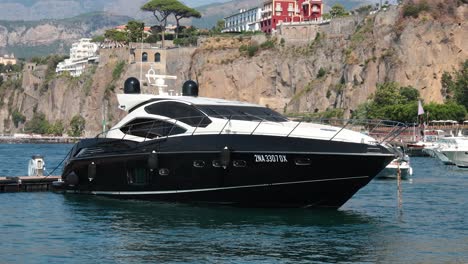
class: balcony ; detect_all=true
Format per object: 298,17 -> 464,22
275,7 -> 283,12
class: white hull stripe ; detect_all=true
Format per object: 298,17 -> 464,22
88,176 -> 369,196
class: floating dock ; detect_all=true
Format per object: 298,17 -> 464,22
0,176 -> 60,193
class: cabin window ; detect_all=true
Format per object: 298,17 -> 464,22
197,105 -> 288,122
145,101 -> 212,127
142,52 -> 148,62
120,118 -> 186,139
155,53 -> 161,62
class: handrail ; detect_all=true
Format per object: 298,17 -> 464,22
250,120 -> 263,135
329,120 -> 351,141
218,115 -> 232,135
94,115 -> 408,145
286,121 -> 302,137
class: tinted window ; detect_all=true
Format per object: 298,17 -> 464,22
197,105 -> 288,122
120,118 -> 186,139
145,101 -> 211,127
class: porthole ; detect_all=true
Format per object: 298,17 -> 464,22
233,160 -> 246,168
159,168 -> 170,176
295,158 -> 311,166
212,160 -> 222,168
193,160 -> 205,168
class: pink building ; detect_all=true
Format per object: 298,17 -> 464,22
260,0 -> 323,33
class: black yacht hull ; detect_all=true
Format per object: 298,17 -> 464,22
60,135 -> 394,208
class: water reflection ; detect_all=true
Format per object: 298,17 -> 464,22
63,195 -> 381,263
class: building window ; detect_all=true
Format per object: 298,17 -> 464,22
155,53 -> 161,62
142,52 -> 148,62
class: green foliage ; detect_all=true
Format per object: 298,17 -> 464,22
353,82 -> 466,122
47,120 -> 64,136
112,61 -> 126,81
104,29 -> 128,42
24,112 -> 50,134
69,115 -> 86,137
443,60 -> 468,108
0,63 -> 23,73
424,102 -> 466,121
317,67 -> 327,78
322,13 -> 332,20
171,1 -> 202,38
11,109 -> 26,128
247,45 -> 259,57
330,4 -> 348,17
403,1 -> 430,18
38,54 -> 68,93
260,39 -> 275,49
239,44 -> 260,57
141,0 -> 182,47
211,19 -> 225,34
91,35 -> 105,43
126,20 -> 145,42
173,36 -> 198,46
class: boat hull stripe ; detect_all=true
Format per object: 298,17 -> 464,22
88,176 -> 369,195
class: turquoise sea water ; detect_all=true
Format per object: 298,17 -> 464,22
0,144 -> 467,263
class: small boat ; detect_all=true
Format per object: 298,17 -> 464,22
377,152 -> 413,179
55,76 -> 403,208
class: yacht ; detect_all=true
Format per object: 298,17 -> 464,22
57,77 -> 401,208
440,137 -> 468,168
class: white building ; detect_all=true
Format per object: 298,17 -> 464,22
223,7 -> 262,33
0,53 -> 17,65
56,38 -> 99,77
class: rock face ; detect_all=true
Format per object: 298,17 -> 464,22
0,4 -> 467,136
189,5 -> 468,116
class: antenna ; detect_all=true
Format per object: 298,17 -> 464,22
145,66 -> 177,96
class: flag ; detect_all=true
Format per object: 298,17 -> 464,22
418,100 -> 425,116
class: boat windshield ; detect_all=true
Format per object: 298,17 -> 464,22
196,105 -> 288,122
145,101 -> 212,127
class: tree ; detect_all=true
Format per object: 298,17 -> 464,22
442,60 -> 468,108
330,4 -> 347,18
69,115 -> 86,137
141,0 -> 180,48
399,86 -> 420,103
91,35 -> 105,43
25,112 -> 50,134
104,29 -> 127,42
212,19 -> 225,34
127,20 -> 145,43
172,1 -> 201,39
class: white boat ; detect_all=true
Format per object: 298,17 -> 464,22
377,154 -> 413,179
440,137 -> 468,168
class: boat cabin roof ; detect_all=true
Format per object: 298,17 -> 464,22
117,94 -> 261,112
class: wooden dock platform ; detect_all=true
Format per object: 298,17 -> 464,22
0,176 -> 61,193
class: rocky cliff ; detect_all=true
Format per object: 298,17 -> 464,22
189,4 -> 467,116
0,3 -> 466,136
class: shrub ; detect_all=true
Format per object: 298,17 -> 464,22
403,1 -> 430,18
317,67 -> 327,78
112,61 -> 125,81
247,45 -> 259,57
69,115 -> 85,137
260,39 -> 275,49
11,110 -> 26,128
24,112 -> 50,134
